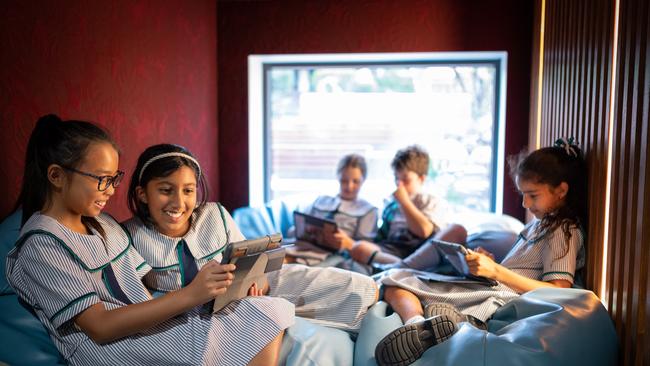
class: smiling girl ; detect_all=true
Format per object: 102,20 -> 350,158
6,115 -> 293,366
123,144 -> 378,333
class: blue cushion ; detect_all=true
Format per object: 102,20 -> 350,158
0,294 -> 65,365
232,206 -> 277,239
0,209 -> 21,295
466,230 -> 518,263
265,199 -> 294,237
354,289 -> 617,366
280,317 -> 354,366
354,301 -> 403,366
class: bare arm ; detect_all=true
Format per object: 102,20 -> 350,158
75,261 -> 235,344
394,183 -> 434,238
466,250 -> 571,294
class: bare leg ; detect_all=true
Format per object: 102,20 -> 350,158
383,286 -> 424,323
435,223 -> 468,244
350,241 -> 402,264
248,331 -> 284,366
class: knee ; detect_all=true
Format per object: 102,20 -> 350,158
383,286 -> 400,303
350,241 -> 380,263
437,223 -> 468,244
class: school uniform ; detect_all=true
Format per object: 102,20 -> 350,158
375,192 -> 447,258
376,219 -> 584,322
6,212 -> 294,366
308,195 -> 378,240
124,202 -> 378,332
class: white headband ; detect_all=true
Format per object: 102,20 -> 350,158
138,152 -> 201,183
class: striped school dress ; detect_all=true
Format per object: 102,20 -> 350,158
376,219 -> 584,321
308,195 -> 378,240
124,202 -> 378,332
6,212 -> 294,366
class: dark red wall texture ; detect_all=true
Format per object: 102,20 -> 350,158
217,0 -> 533,220
1,0 -> 532,222
0,0 -> 217,221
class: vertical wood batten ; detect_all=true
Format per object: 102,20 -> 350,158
608,0 -> 649,363
534,0 -> 647,363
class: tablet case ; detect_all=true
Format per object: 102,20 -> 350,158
293,211 -> 339,251
431,239 -> 498,286
213,234 -> 286,312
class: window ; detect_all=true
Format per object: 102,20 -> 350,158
249,52 -> 507,213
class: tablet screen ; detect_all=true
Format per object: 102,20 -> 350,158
293,211 -> 338,249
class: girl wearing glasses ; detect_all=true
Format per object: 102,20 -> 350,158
122,143 -> 378,333
6,115 -> 293,366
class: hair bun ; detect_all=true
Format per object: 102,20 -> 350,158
554,137 -> 580,157
34,114 -> 62,132
36,114 -> 62,125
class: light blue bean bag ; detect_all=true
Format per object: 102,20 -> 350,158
355,289 -> 618,366
1,207 -> 619,366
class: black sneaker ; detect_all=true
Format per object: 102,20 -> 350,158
374,314 -> 458,366
424,302 -> 487,330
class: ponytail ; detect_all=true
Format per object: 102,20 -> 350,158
15,114 -> 118,236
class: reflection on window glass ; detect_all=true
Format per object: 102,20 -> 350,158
267,64 -> 497,213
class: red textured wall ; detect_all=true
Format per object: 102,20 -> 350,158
0,0 -> 217,221
217,0 -> 533,220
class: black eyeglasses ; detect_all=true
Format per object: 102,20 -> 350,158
62,166 -> 125,192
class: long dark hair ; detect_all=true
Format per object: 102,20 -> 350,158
16,114 -> 118,236
508,139 -> 587,239
127,144 -> 209,225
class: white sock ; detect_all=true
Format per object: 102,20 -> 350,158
404,315 -> 425,325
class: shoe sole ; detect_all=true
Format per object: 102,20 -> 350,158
425,303 -> 487,330
424,303 -> 466,322
375,315 -> 457,366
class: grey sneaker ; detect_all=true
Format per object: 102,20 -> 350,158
424,302 -> 487,330
374,314 -> 458,366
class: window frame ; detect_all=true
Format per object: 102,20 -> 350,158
248,51 -> 508,213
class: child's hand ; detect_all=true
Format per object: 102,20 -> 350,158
247,282 -> 264,296
474,246 -> 495,261
186,260 -> 236,304
393,182 -> 410,204
334,230 -> 355,250
323,229 -> 354,250
465,249 -> 499,279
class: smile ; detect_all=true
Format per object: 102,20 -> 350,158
164,210 -> 183,218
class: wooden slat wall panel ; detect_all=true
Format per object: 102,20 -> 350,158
532,0 -> 649,363
608,0 -> 650,363
537,0 -> 613,293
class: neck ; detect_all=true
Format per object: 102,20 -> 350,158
41,199 -> 88,235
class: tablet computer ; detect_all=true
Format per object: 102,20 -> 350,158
432,239 -> 498,286
293,211 -> 339,251
213,234 -> 286,312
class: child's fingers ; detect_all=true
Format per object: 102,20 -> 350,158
212,279 -> 234,291
206,271 -> 235,282
475,247 -> 495,260
465,252 -> 479,262
204,261 -> 236,274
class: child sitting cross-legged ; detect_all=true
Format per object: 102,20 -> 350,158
350,145 -> 466,268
